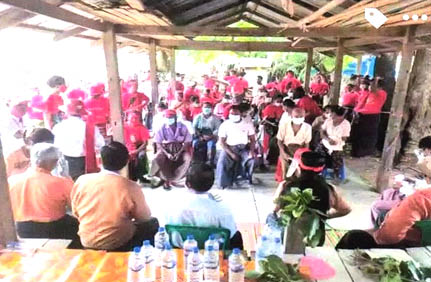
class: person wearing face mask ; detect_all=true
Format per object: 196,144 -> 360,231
318,106 -> 351,184
216,105 -> 256,189
214,94 -> 231,120
294,87 -> 323,124
261,95 -> 284,165
189,95 -> 202,120
124,112 -> 150,183
150,109 -> 192,190
121,78 -> 150,115
222,94 -> 244,120
310,105 -> 335,150
44,75 -> 67,129
351,78 -> 387,157
192,102 -> 221,166
275,107 -> 312,182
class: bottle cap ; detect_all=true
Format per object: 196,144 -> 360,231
143,240 -> 151,246
164,242 -> 172,250
206,245 -> 214,251
193,247 -> 199,253
208,234 -> 215,240
261,236 -> 268,241
186,234 -> 194,240
158,227 -> 165,232
275,238 -> 281,243
133,247 -> 141,253
233,248 -> 240,254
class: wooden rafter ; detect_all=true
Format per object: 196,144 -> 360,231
125,0 -> 145,11
0,8 -> 34,30
172,0 -> 239,25
297,0 -> 349,27
53,26 -> 87,41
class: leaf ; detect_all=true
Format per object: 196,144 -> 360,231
245,270 -> 262,280
292,205 -> 305,218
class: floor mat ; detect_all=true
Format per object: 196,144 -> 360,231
324,229 -> 347,248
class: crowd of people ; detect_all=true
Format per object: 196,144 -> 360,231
2,67 -> 430,251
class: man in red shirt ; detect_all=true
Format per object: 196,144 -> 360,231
85,83 -> 110,138
309,74 -> 329,106
233,73 -> 249,96
355,79 -> 387,115
28,88 -> 44,122
124,111 -> 150,183
121,78 -> 149,114
200,88 -> 216,105
189,96 -> 202,120
265,76 -> 279,97
184,81 -> 201,103
295,87 -> 323,124
341,84 -> 359,108
67,89 -> 86,101
203,74 -> 215,90
211,83 -> 222,102
280,70 -> 302,94
261,94 -> 284,164
44,75 -> 67,129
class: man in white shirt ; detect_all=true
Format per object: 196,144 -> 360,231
276,107 -> 312,181
166,163 -> 243,249
1,98 -> 28,156
216,105 -> 256,189
53,100 -> 104,180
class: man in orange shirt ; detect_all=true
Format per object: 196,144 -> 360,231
8,143 -> 78,241
71,142 -> 158,251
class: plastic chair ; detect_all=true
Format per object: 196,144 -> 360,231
414,220 -> 431,246
165,224 -> 231,251
322,164 -> 346,181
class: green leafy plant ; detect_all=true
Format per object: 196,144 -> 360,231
352,250 -> 431,282
245,255 -> 306,282
276,188 -> 324,247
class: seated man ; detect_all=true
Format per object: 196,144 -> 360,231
72,142 -> 158,251
192,101 -> 222,166
150,109 -> 192,190
166,163 -> 243,249
216,105 -> 256,189
8,143 -> 79,241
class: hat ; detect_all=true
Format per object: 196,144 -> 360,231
67,99 -> 87,116
164,109 -> 177,118
90,83 -> 105,96
299,151 -> 326,172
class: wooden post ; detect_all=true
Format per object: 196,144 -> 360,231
0,139 -> 17,246
149,39 -> 158,105
356,55 -> 362,75
329,38 -> 344,105
103,24 -> 124,143
376,26 -> 416,192
170,48 -> 176,100
304,48 -> 313,92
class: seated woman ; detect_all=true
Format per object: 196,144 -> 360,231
294,87 -> 323,124
271,151 -> 351,245
123,111 -> 150,183
8,143 -> 79,242
166,163 -> 243,249
150,109 -> 192,190
311,105 -> 334,150
416,136 -> 431,184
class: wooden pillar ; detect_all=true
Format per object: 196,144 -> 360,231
103,24 -> 124,143
376,26 -> 416,192
170,48 -> 176,99
329,38 -> 344,105
149,39 -> 158,105
304,48 -> 313,92
0,139 -> 17,246
356,55 -> 362,75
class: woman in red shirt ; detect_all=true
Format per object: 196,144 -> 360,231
85,83 -> 110,138
294,87 -> 323,124
351,78 -> 387,157
124,111 -> 150,182
261,94 -> 284,164
44,75 -> 67,129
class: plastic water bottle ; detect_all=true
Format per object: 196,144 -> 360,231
183,234 -> 198,271
203,245 -> 220,281
141,240 -> 156,282
255,236 -> 269,272
187,247 -> 203,282
154,227 -> 170,266
128,247 -> 143,282
228,248 -> 245,282
204,234 -> 220,252
272,237 -> 283,258
161,242 -> 177,282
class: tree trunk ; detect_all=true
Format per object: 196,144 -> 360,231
400,48 -> 431,155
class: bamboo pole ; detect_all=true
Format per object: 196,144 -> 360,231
170,48 -> 176,102
356,55 -> 362,75
376,26 -> 416,192
149,38 -> 158,106
329,38 -> 344,105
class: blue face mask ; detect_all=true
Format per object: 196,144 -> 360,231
202,107 -> 212,115
167,118 -> 176,125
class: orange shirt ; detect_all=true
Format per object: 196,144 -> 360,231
374,188 -> 431,245
8,167 -> 73,222
71,171 -> 151,250
6,147 -> 30,177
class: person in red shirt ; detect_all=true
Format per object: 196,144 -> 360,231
261,94 -> 284,164
85,83 -> 110,138
294,87 -> 323,124
175,73 -> 185,92
214,94 -> 231,120
189,96 -> 202,120
28,88 -> 44,122
309,74 -> 329,106
121,78 -> 149,114
184,81 -> 201,103
211,83 -> 222,102
341,84 -> 359,108
67,89 -> 86,101
222,95 -> 244,120
124,111 -> 150,182
265,76 -> 279,97
280,70 -> 302,94
44,75 -> 67,129
201,88 -> 216,105
233,73 -> 249,97
203,74 -> 215,90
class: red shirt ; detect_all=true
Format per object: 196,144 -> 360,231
214,102 -> 230,119
211,90 -> 222,102
175,80 -> 184,92
297,96 -> 323,119
310,82 -> 329,96
355,89 -> 387,115
265,82 -> 279,97
223,104 -> 234,120
342,91 -> 359,107
204,78 -> 215,89
280,75 -> 302,93
67,90 -> 86,100
200,94 -> 216,105
190,105 -> 202,119
122,92 -> 149,112
85,96 -> 110,124
262,104 -> 284,120
124,124 -> 150,152
28,94 -> 44,120
233,78 -> 249,94
44,93 -> 64,114
184,87 -> 201,102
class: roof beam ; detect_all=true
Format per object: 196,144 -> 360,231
343,36 -> 404,48
0,0 -> 106,31
297,0 -> 349,27
172,0 -> 239,25
53,26 -> 87,41
17,23 -> 98,40
187,6 -> 241,27
0,8 -> 35,30
115,24 -> 407,38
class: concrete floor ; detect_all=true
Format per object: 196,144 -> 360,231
142,164 -> 379,231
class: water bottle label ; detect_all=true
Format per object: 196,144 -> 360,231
162,261 -> 177,270
229,271 -> 245,281
230,265 -> 244,273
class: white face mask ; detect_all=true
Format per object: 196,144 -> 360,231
229,114 -> 241,123
274,102 -> 282,107
265,97 -> 272,103
292,117 -> 304,125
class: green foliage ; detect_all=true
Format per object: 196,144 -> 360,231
276,188 -> 323,247
245,255 -> 306,282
